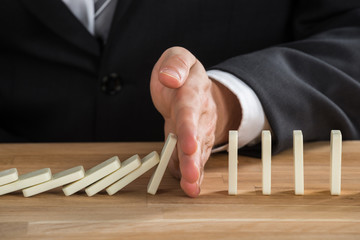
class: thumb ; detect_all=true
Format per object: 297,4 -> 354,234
158,47 -> 197,89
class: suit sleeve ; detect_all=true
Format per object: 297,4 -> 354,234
210,0 -> 360,155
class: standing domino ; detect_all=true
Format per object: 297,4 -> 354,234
293,130 -> 304,195
0,168 -> 19,186
23,166 -> 85,197
0,168 -> 52,196
147,133 -> 177,195
85,155 -> 141,196
228,130 -> 238,195
62,156 -> 121,196
330,130 -> 342,195
106,151 -> 159,195
262,130 -> 271,195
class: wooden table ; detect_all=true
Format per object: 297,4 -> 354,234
0,141 -> 359,239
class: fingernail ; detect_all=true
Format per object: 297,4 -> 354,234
160,68 -> 181,81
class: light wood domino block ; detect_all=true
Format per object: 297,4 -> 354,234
0,168 -> 19,186
62,156 -> 121,196
330,130 -> 342,196
0,168 -> 51,196
147,133 -> 177,195
228,130 -> 238,195
293,130 -> 304,195
85,155 -> 141,196
262,130 -> 271,195
106,151 -> 159,195
23,166 -> 85,197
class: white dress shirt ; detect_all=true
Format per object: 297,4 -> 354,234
207,70 -> 269,151
62,0 -> 269,149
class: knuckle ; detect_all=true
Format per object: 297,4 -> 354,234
174,87 -> 199,103
203,134 -> 215,155
164,46 -> 196,68
167,46 -> 190,55
172,54 -> 189,70
176,107 -> 197,125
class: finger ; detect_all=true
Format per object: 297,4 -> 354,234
197,136 -> 213,186
175,105 -> 199,156
178,97 -> 217,196
158,47 -> 197,89
178,149 -> 200,184
168,147 -> 181,180
175,105 -> 201,184
171,66 -> 209,187
179,130 -> 214,196
180,178 -> 201,198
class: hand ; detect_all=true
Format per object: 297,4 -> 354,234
150,47 -> 241,197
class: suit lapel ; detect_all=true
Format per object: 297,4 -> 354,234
20,0 -> 100,56
108,0 -> 133,37
99,0 -> 133,74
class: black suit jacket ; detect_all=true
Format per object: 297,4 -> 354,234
1,0 -> 359,155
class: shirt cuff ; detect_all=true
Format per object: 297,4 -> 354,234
207,70 -> 268,152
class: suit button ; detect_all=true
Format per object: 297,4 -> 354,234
101,73 -> 122,95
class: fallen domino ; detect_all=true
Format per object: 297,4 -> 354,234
0,168 -> 52,196
85,155 -> 141,196
106,151 -> 160,195
63,156 -> 121,196
147,133 -> 177,195
0,168 -> 19,186
23,166 -> 85,197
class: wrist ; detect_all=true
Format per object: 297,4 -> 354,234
211,79 -> 242,146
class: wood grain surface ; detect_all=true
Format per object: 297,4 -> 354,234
0,141 -> 359,240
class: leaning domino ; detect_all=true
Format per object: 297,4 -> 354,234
106,151 -> 159,195
0,168 -> 52,196
0,168 -> 19,186
23,166 -> 85,197
293,130 -> 304,195
330,130 -> 342,195
62,156 -> 121,196
147,133 -> 177,195
85,155 -> 141,196
262,130 -> 271,195
228,130 -> 238,195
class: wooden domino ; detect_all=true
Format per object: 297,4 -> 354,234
147,133 -> 177,195
0,168 -> 19,186
330,130 -> 342,195
23,166 -> 85,197
293,130 -> 304,195
262,130 -> 271,195
85,155 -> 141,196
228,130 -> 238,195
62,156 -> 121,196
106,151 -> 159,195
0,168 -> 51,196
